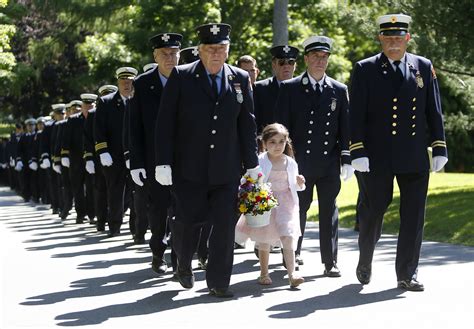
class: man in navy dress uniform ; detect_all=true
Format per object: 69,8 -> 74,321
254,45 -> 299,133
155,23 -> 260,298
94,67 -> 138,237
349,14 -> 448,291
129,32 -> 182,272
276,36 -> 353,277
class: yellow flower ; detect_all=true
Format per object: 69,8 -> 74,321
239,204 -> 248,213
259,190 -> 268,198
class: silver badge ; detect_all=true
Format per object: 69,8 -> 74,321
416,72 -> 424,88
150,85 -> 155,90
302,77 -> 309,85
331,98 -> 337,111
236,93 -> 243,103
234,83 -> 243,103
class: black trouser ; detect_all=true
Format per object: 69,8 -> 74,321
357,171 -> 429,281
8,167 -> 18,191
69,159 -> 86,218
84,172 -> 95,220
144,177 -> 170,258
38,168 -> 50,204
49,169 -> 61,211
29,168 -> 39,202
297,174 -> 341,265
93,164 -> 107,228
172,178 -> 238,290
61,166 -> 73,214
196,222 -> 212,260
102,163 -> 126,233
19,167 -> 31,201
130,182 -> 149,238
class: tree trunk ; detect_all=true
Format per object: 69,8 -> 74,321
272,0 -> 288,46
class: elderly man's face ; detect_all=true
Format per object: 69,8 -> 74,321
199,44 -> 229,74
154,47 -> 180,77
379,33 -> 410,61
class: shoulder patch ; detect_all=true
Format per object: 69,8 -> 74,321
431,65 -> 437,79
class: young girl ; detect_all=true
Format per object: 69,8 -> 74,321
235,123 -> 306,288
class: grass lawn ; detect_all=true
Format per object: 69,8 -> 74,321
307,173 -> 474,246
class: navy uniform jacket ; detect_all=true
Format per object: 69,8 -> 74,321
50,121 -> 64,166
94,91 -> 126,164
62,112 -> 85,162
83,109 -> 98,164
349,52 -> 447,173
155,61 -> 259,185
39,120 -> 54,164
130,66 -> 163,174
276,72 -> 351,178
253,76 -> 280,133
54,120 -> 67,165
17,132 -> 35,165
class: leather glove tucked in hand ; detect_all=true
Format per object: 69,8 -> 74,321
53,164 -> 61,174
85,160 -> 95,174
61,157 -> 70,168
99,152 -> 113,167
340,164 -> 355,181
351,157 -> 370,172
155,165 -> 172,186
0,163 -> 7,169
131,168 -> 147,186
432,156 -> 448,172
125,159 -> 130,169
29,162 -> 38,171
15,161 -> 23,172
245,165 -> 264,181
40,158 -> 51,169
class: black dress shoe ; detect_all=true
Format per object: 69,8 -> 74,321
76,216 -> 85,224
52,208 -> 59,215
197,257 -> 207,270
356,263 -> 371,284
152,256 -> 168,274
107,230 -> 120,237
89,218 -> 97,225
60,210 -> 69,220
295,254 -> 304,265
97,224 -> 105,232
324,263 -> 341,277
176,268 -> 194,289
209,288 -> 234,298
134,236 -> 146,244
397,279 -> 424,291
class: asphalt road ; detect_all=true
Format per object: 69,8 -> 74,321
0,186 -> 473,329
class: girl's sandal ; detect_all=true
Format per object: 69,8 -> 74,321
289,275 -> 305,288
258,274 -> 273,285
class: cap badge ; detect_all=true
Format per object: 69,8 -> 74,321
192,48 -> 199,56
391,16 -> 397,23
302,77 -> 309,85
210,25 -> 220,35
283,45 -> 291,53
161,34 -> 170,42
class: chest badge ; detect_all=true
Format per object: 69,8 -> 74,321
415,71 -> 424,88
234,83 -> 243,103
302,77 -> 309,85
331,98 -> 337,111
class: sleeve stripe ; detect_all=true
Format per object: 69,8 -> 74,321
95,142 -> 108,151
350,145 -> 364,152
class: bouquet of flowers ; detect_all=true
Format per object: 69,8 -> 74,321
238,173 -> 278,227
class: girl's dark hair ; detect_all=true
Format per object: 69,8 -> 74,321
260,123 -> 295,158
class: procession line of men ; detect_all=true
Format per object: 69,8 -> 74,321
0,13 -> 448,297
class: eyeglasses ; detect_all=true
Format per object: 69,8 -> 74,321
277,59 -> 296,66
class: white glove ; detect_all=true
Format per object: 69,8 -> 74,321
40,158 -> 51,169
29,162 -> 38,171
85,160 -> 95,174
351,157 -> 370,172
61,157 -> 70,168
245,165 -> 264,181
131,168 -> 147,186
100,152 -> 113,167
1,163 -> 7,169
125,159 -> 130,169
155,165 -> 172,186
432,156 -> 448,172
15,161 -> 23,171
53,164 -> 61,174
9,157 -> 15,167
340,164 -> 355,181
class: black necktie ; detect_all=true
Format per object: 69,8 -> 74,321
393,60 -> 404,89
210,74 -> 219,99
315,84 -> 322,97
